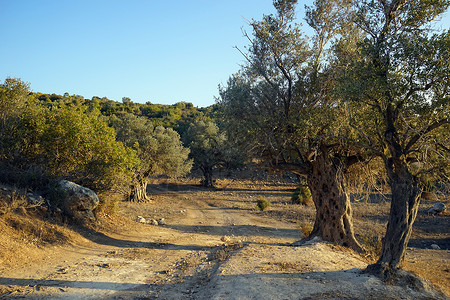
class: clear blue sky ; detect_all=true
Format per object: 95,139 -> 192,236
1,1 -> 448,107
0,0 -> 283,107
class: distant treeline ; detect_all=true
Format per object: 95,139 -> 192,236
34,92 -> 222,134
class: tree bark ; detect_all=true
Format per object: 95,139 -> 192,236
366,160 -> 421,276
201,166 -> 214,187
127,177 -> 149,202
306,151 -> 363,252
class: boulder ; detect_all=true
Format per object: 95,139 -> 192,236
26,192 -> 45,205
427,202 -> 446,215
53,180 -> 99,224
431,244 -> 441,250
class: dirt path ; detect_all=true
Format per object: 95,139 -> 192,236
0,181 -> 447,299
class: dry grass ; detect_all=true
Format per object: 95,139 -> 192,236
0,185 -> 76,269
0,210 -> 71,269
211,242 -> 245,262
297,221 -> 314,238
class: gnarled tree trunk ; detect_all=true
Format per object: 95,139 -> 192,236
366,161 -> 421,277
127,177 -> 149,202
306,151 -> 362,252
201,166 -> 214,187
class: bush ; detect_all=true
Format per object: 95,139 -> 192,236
360,233 -> 382,262
297,221 -> 313,238
291,186 -> 311,205
256,197 -> 271,211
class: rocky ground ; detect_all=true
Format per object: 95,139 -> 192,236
0,178 -> 448,299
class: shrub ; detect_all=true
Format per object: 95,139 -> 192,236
298,221 -> 313,238
256,197 -> 271,211
291,186 -> 311,205
360,233 -> 382,262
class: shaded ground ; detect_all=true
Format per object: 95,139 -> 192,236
0,178 -> 448,299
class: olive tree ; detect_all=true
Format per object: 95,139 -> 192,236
337,0 -> 449,276
219,0 -> 364,250
182,120 -> 227,187
110,114 -> 192,202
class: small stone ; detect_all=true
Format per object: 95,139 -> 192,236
136,216 -> 146,223
158,218 -> 166,226
431,244 -> 441,250
221,236 -> 231,243
427,202 -> 446,215
149,219 -> 159,226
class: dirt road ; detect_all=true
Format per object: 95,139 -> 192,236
0,180 -> 447,299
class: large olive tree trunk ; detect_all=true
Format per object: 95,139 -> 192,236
201,166 -> 214,187
127,177 -> 149,202
306,151 -> 363,252
366,160 -> 421,276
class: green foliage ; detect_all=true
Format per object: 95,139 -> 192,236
0,78 -> 31,161
109,113 -> 192,179
291,186 -> 311,205
182,120 -> 241,186
109,113 -> 192,201
256,197 -> 271,211
37,105 -> 137,191
0,79 -> 137,192
218,0 -> 356,174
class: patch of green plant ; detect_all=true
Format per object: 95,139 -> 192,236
256,197 -> 271,211
422,178 -> 435,193
291,186 -> 311,205
45,181 -> 67,208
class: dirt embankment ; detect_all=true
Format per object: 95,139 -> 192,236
0,179 -> 448,299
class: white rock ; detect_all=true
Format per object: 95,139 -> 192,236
54,180 -> 99,223
431,244 -> 441,250
158,218 -> 166,226
136,216 -> 146,223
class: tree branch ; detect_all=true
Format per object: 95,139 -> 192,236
405,118 -> 450,153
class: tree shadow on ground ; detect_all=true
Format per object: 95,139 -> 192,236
165,224 -> 299,239
0,277 -> 147,291
146,182 -> 296,198
0,269 -> 366,299
407,237 -> 450,250
72,227 -> 212,251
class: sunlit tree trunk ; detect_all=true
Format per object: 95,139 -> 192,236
201,166 -> 214,187
306,151 -> 363,252
128,177 -> 149,202
366,159 -> 421,276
